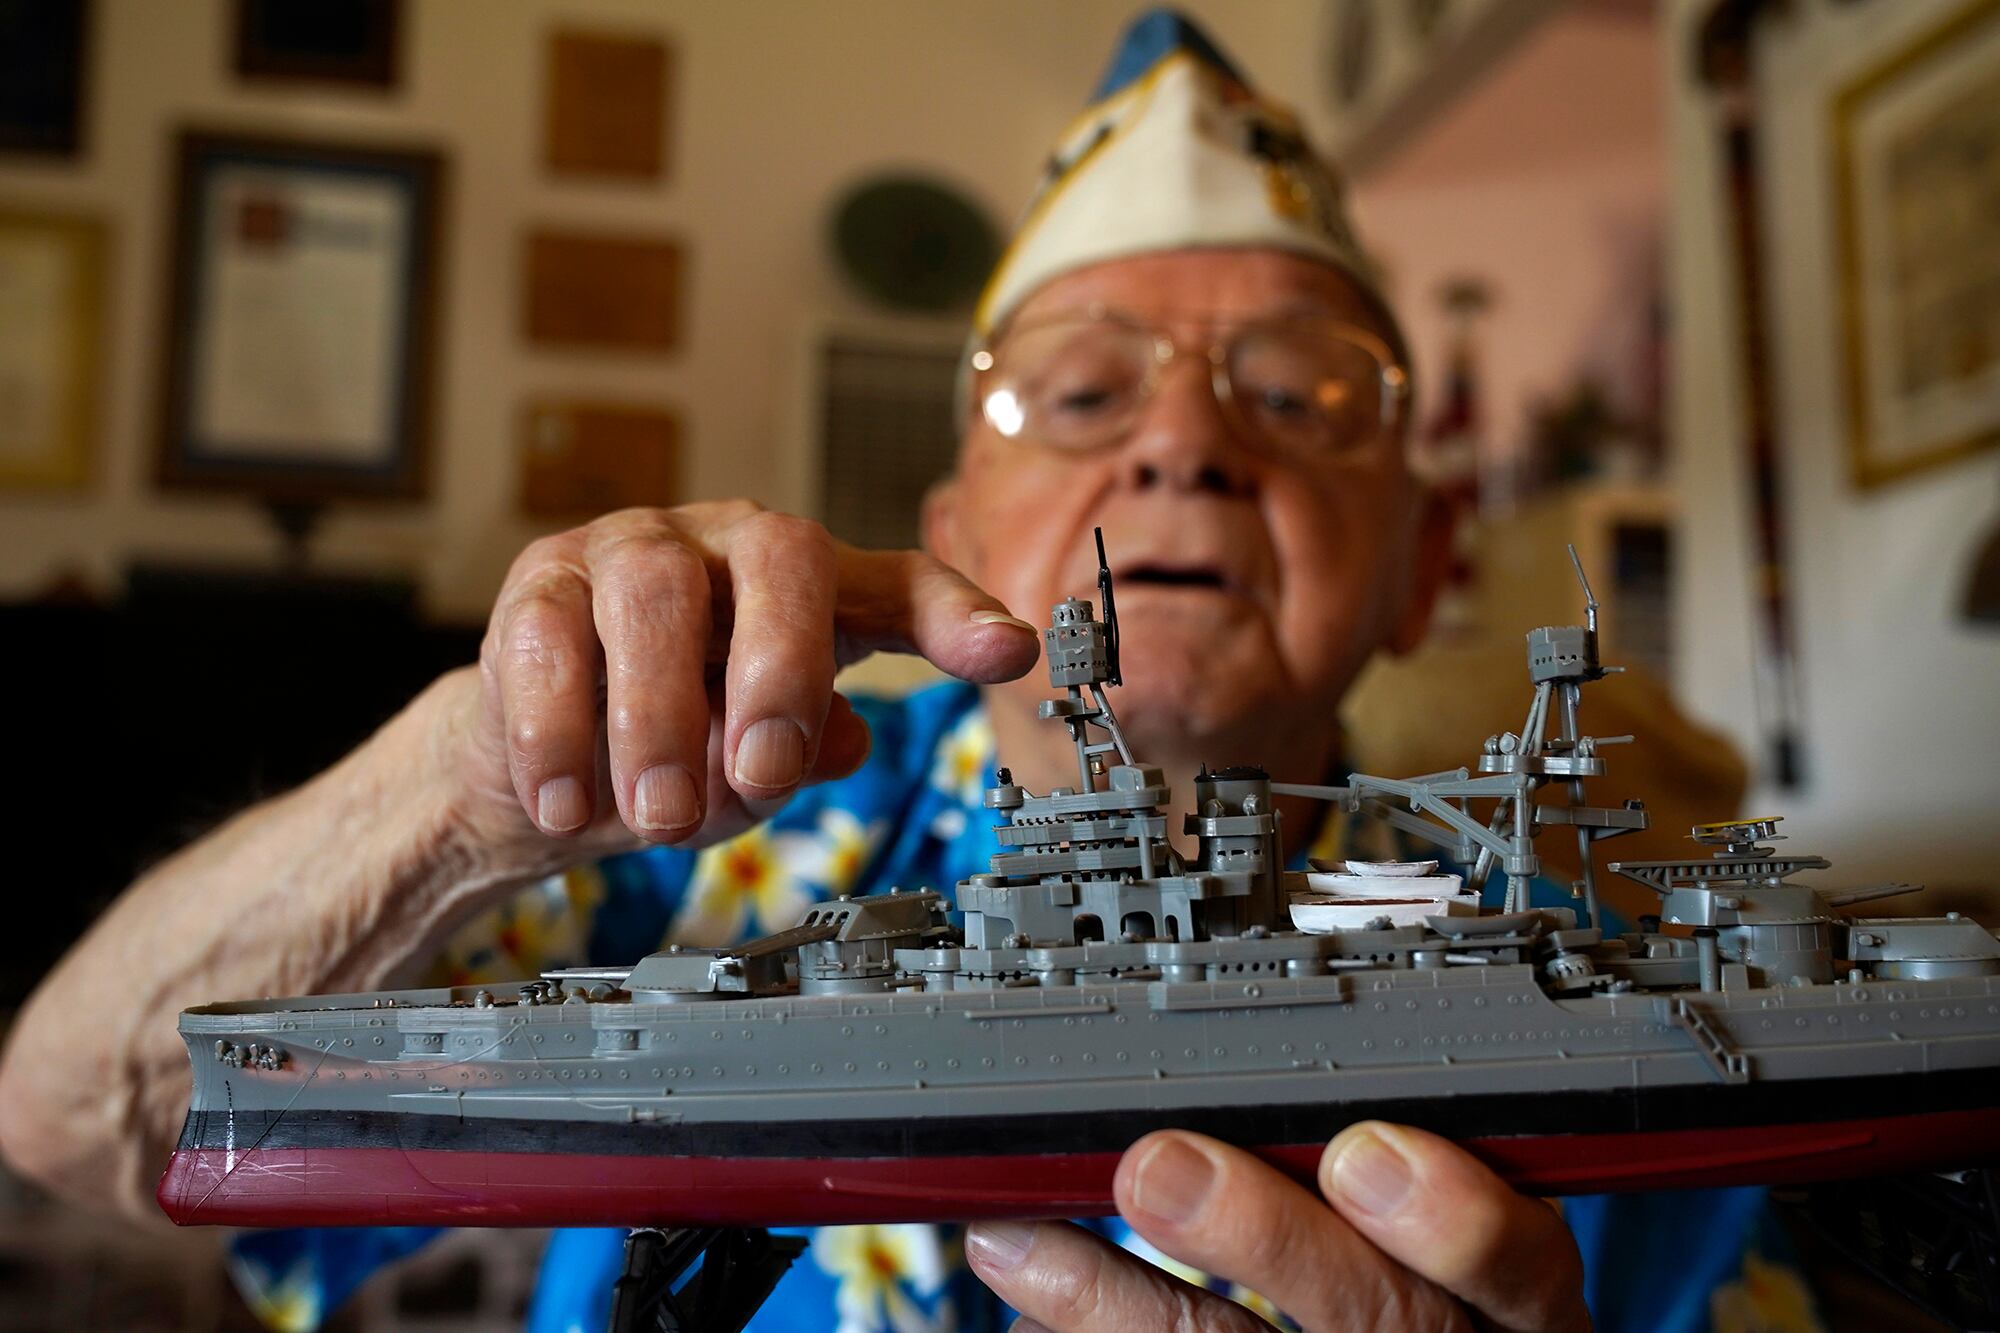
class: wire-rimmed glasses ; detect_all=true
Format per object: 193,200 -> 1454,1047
970,306 -> 1410,460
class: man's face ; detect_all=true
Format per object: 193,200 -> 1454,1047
929,248 -> 1438,749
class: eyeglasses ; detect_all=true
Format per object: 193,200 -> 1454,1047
970,306 -> 1409,459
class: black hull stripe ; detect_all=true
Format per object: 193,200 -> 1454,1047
179,1067 -> 2000,1159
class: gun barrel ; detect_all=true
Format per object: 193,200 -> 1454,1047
1823,882 -> 1922,908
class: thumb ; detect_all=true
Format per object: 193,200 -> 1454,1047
1319,1122 -> 1592,1333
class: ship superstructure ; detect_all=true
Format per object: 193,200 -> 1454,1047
160,537 -> 2000,1241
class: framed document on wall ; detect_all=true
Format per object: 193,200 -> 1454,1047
0,211 -> 105,490
235,0 -> 401,90
157,130 -> 444,501
1834,0 -> 2000,489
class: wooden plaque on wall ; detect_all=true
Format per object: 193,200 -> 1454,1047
520,401 -> 679,516
545,28 -> 670,179
524,229 -> 682,352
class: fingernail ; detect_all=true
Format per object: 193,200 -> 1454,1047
1329,1129 -> 1413,1217
965,1220 -> 1035,1272
971,609 -> 1038,633
1130,1136 -> 1215,1225
536,776 -> 588,833
633,764 -> 699,832
734,718 -> 805,790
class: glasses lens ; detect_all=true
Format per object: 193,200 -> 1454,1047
979,321 -> 1156,448
1228,326 -> 1387,454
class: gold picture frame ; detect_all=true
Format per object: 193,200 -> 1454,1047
1833,0 -> 2000,489
0,209 -> 106,490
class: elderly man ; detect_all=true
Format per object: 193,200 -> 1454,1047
0,12 -> 1810,1333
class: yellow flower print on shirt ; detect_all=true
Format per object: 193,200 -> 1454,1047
671,825 -> 813,947
785,809 -> 887,896
1710,1250 -> 1824,1333
810,1224 -> 952,1333
228,1253 -> 321,1333
669,811 -> 890,946
930,709 -> 995,808
424,864 -> 604,987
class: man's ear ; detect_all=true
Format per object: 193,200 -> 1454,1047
920,472 -> 965,566
1386,485 -> 1455,656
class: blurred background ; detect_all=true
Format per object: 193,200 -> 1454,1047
0,0 -> 1995,1327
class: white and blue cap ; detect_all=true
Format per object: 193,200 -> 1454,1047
971,8 -> 1395,344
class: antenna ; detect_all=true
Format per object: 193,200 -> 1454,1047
1094,527 -> 1122,686
1567,544 -> 1599,635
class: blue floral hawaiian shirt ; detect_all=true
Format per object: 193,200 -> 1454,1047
228,681 -> 1824,1333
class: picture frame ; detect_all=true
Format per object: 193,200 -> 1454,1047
0,210 -> 106,490
156,130 -> 445,502
0,0 -> 90,157
235,0 -> 401,90
1833,0 -> 2000,490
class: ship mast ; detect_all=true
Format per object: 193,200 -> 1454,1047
1045,527 -> 1135,794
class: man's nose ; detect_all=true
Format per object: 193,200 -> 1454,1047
1118,357 -> 1256,497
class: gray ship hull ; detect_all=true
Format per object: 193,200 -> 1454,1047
161,962 -> 2000,1227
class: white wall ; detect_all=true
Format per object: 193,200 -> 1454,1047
1667,0 -> 2000,888
1350,5 -> 1664,464
0,0 -> 1333,623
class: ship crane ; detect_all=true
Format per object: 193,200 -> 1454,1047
1277,546 -> 1648,927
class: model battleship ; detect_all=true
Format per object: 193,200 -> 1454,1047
159,539 -> 2000,1233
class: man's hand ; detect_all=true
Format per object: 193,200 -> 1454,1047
452,501 -> 1042,859
965,1122 -> 1592,1331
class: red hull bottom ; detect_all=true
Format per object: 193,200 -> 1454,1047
159,1106 -> 2000,1228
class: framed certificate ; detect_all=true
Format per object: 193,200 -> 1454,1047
0,210 -> 105,490
156,130 -> 445,501
1833,0 -> 2000,489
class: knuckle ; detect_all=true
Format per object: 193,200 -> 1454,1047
605,696 -> 689,747
767,509 -> 827,545
591,505 -> 677,537
898,547 -> 947,582
1429,1189 -> 1513,1288
595,535 -> 706,611
738,510 -> 836,566
1045,1238 -> 1112,1324
509,533 -> 571,576
501,591 -> 587,672
506,713 -> 560,764
685,497 -> 762,528
1238,1200 -> 1311,1277
1355,1271 -> 1462,1332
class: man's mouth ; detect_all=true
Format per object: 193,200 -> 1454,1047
1118,563 -> 1235,594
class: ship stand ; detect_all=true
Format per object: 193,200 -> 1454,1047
606,1227 -> 807,1333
